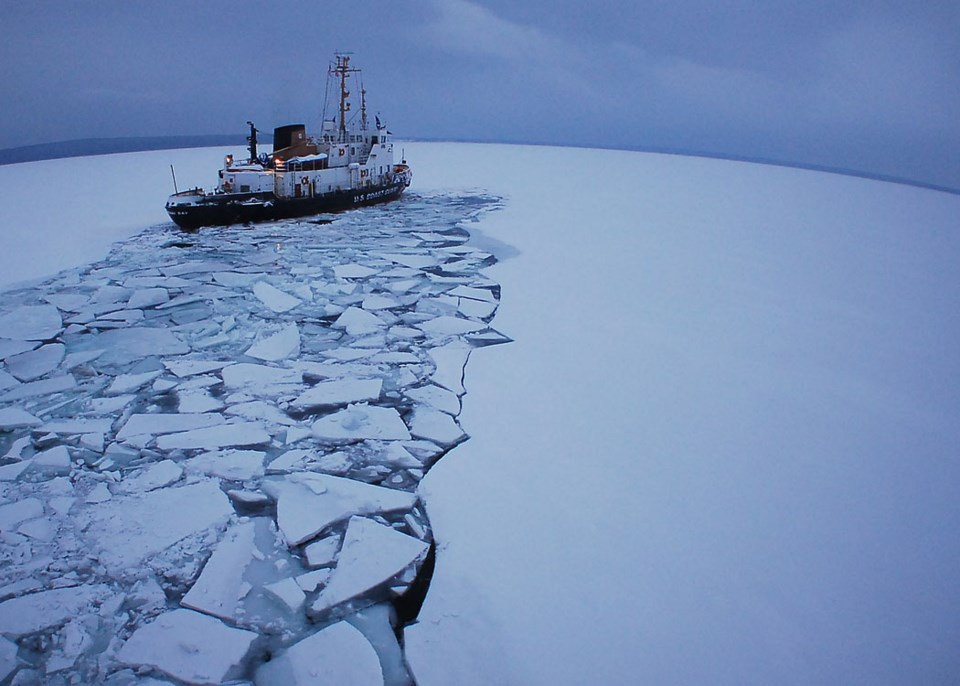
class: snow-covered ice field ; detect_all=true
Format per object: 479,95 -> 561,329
1,142 -> 959,684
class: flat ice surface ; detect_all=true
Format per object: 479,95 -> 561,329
255,620 -> 382,686
311,404 -> 411,441
0,585 -> 108,637
181,521 -> 257,621
403,144 -> 960,685
118,608 -> 256,685
292,377 -> 383,410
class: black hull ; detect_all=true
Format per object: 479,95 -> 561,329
166,181 -> 408,230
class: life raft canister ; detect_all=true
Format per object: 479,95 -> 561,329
301,176 -> 309,185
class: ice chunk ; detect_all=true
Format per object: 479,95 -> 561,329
45,618 -> 92,673
213,271 -> 259,288
0,304 -> 62,341
80,432 -> 105,453
117,413 -> 225,441
448,285 -> 497,302
85,482 -> 112,504
0,461 -> 29,482
380,443 -> 422,468
263,577 -> 306,613
163,360 -> 231,378
253,281 -> 302,313
304,535 -> 341,568
409,408 -> 467,447
0,585 -> 108,637
221,363 -> 301,391
311,516 -> 429,614
81,480 -> 232,570
0,370 -> 20,392
255,621 -> 382,686
176,390 -> 225,413
270,473 -> 418,546
32,445 -> 72,473
0,497 -> 43,529
118,609 -> 256,685
334,263 -> 380,279
266,449 -> 311,474
417,315 -> 485,336
105,370 -> 163,395
292,378 -> 382,411
127,287 -> 169,309
181,521 -> 257,622
362,294 -> 399,311
0,636 -> 17,682
406,384 -> 461,415
295,569 -> 332,592
38,418 -> 113,435
117,460 -> 183,493
44,293 -> 90,312
458,297 -> 497,319
0,374 -> 76,401
155,422 -> 270,451
186,449 -> 265,481
429,340 -> 471,395
0,407 -> 42,430
225,400 -> 297,426
381,253 -> 438,270
334,307 -> 384,336
5,343 -> 65,381
245,322 -> 301,361
312,405 -> 411,442
94,327 -> 189,365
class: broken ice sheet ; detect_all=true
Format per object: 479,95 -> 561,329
0,304 -> 63,341
185,449 -> 266,481
312,404 -> 411,442
118,608 -> 256,685
267,472 -> 418,546
292,377 -> 383,412
253,281 -> 302,313
256,620 -> 382,686
0,585 -> 109,637
181,520 -> 257,622
155,421 -> 270,450
311,516 -> 429,614
5,343 -> 65,381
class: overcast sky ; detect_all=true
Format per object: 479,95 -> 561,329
2,0 -> 957,189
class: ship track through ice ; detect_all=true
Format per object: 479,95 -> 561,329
166,52 -> 412,230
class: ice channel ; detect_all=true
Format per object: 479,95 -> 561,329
0,191 -> 508,685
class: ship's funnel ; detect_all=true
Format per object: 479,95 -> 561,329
273,124 -> 307,152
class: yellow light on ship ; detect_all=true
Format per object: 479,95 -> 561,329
226,155 -> 233,164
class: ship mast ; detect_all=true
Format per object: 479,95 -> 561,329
333,52 -> 361,142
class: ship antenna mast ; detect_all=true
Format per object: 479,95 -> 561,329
334,52 -> 360,142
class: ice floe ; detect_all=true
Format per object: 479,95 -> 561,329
255,620 -> 382,685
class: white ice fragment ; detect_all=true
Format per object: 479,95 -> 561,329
0,461 -> 29,482
0,497 -> 43,529
253,281 -> 302,313
94,327 -> 189,365
334,263 -> 380,279
181,521 -> 257,622
333,306 -> 384,336
44,293 -> 90,312
152,378 -> 179,393
292,378 -> 382,411
49,496 -> 74,516
429,340 -> 471,395
105,370 -> 162,396
266,449 -> 311,474
225,400 -> 296,426
0,305 -> 62,341
163,360 -> 231,378
255,621 -> 382,686
156,422 -> 270,451
311,517 -> 429,614
0,585 -> 108,637
0,407 -> 42,430
33,445 -> 72,473
3,436 -> 31,461
118,608 -> 256,685
321,347 -> 376,361
295,569 -> 332,592
315,451 -> 353,475
62,349 -> 104,369
38,418 -> 113,435
0,370 -> 20,392
81,480 -> 232,570
176,390 -> 225,413
381,253 -> 438,270
226,489 -> 271,506
87,394 -> 135,414
18,516 -> 56,541
263,577 -> 306,614
362,294 -> 399,311
304,536 -> 341,568
0,375 -> 76,401
127,287 -> 169,309
117,460 -> 183,493
448,285 -> 497,302
406,384 -> 462,416
458,297 -> 497,319
371,351 -> 420,364
185,450 -> 265,482
417,315 -> 485,336
409,408 -> 466,447
79,432 -> 105,453
221,363 -> 302,391
85,482 -> 113,504
0,636 -> 17,682
269,473 -> 417,546
117,413 -> 225,441
381,443 -> 422,468
245,322 -> 301,362
312,405 -> 411,442
5,343 -> 65,381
